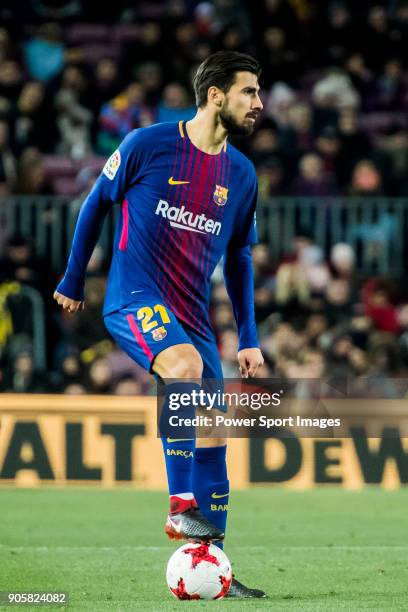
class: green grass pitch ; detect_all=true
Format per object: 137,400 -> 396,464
1,488 -> 408,611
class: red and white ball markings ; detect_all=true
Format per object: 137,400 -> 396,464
166,543 -> 232,600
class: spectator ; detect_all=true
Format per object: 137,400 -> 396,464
219,329 -> 240,378
336,109 -> 371,186
349,159 -> 383,196
105,347 -> 152,394
314,125 -> 341,178
170,22 -> 199,82
120,22 -> 166,82
63,382 -> 87,394
54,88 -> 93,158
378,128 -> 408,196
312,68 -> 360,111
298,346 -> 326,378
0,235 -> 57,345
15,147 -> 54,194
343,53 -> 375,109
359,6 -> 393,71
52,65 -> 96,157
98,82 -> 154,155
348,160 -> 397,261
251,124 -> 286,167
54,350 -> 85,392
0,59 -> 23,100
13,81 -> 57,153
156,83 -> 195,123
279,102 -> 313,159
323,3 -> 357,66
27,0 -> 83,21
260,27 -> 302,87
218,27 -> 251,55
330,243 -> 356,281
275,257 -> 310,307
56,65 -> 92,108
324,279 -> 353,326
291,153 -> 337,196
0,28 -> 12,63
213,0 -> 250,38
113,374 -> 144,396
256,156 -> 286,198
376,59 -> 406,111
300,244 -> 331,295
93,58 -> 123,111
264,82 -> 296,127
194,2 -> 220,38
0,119 -> 16,194
304,313 -> 329,345
362,278 -> 400,334
85,356 -> 114,394
136,62 -> 163,107
23,23 -> 65,82
251,124 -> 289,195
5,349 -> 48,392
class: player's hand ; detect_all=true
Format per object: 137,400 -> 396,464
53,290 -> 84,313
238,348 -> 264,378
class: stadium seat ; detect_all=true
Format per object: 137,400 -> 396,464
52,177 -> 81,197
360,112 -> 408,133
66,24 -> 111,45
42,156 -> 76,178
112,24 -> 141,43
75,157 -> 105,173
79,44 -> 121,65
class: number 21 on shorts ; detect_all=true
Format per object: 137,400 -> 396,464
137,304 -> 170,341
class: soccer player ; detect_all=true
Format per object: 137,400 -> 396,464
54,51 -> 266,598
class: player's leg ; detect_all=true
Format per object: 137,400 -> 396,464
104,302 -> 223,542
153,342 -> 202,504
152,345 -> 224,542
188,330 -> 266,598
183,332 -> 230,546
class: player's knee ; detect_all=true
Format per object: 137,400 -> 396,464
156,347 -> 203,379
153,344 -> 203,379
171,352 -> 203,379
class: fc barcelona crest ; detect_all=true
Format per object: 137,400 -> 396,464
152,326 -> 167,341
213,184 -> 228,206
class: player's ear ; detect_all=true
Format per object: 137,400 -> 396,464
208,86 -> 224,108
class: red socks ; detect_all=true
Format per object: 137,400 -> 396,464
170,495 -> 198,515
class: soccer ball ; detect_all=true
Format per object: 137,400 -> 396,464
166,542 -> 232,600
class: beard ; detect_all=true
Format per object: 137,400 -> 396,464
219,106 -> 256,136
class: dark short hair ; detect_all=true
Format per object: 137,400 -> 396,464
193,51 -> 261,108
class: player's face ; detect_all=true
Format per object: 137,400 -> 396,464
219,72 -> 263,135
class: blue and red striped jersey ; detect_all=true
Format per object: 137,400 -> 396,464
58,121 -> 258,340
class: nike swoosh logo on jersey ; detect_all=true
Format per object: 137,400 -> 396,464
167,437 -> 194,443
211,492 -> 229,499
168,176 -> 190,185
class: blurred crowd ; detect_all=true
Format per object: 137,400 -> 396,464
1,0 -> 408,393
214,238 -> 408,389
1,231 -> 408,395
0,1 -> 407,196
